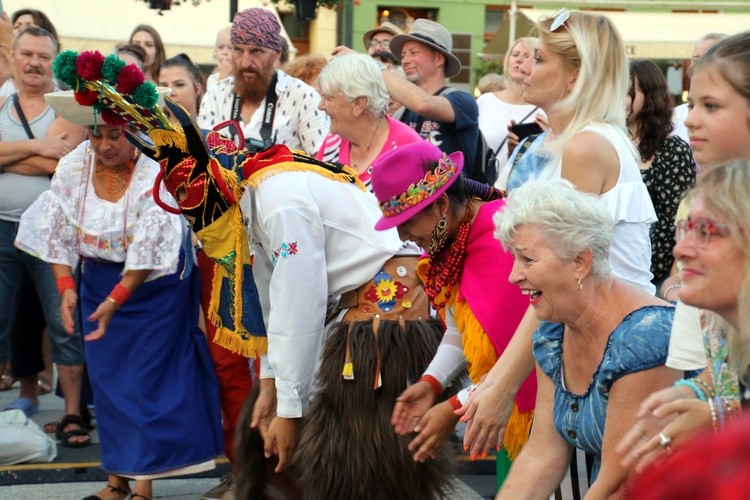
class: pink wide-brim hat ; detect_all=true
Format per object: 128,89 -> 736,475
371,141 -> 464,231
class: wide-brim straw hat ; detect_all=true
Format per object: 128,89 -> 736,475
371,141 -> 464,230
45,87 -> 172,127
388,19 -> 462,78
362,21 -> 404,48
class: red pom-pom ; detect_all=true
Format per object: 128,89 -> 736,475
100,108 -> 127,126
76,51 -> 105,81
74,89 -> 99,106
116,64 -> 145,94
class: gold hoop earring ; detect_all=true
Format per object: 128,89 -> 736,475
428,214 -> 449,255
578,277 -> 583,292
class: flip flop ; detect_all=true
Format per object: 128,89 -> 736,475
4,397 -> 40,417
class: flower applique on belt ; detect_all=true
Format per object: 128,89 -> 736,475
364,268 -> 409,312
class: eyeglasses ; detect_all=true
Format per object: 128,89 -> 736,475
368,39 -> 391,49
550,8 -> 570,32
674,217 -> 731,247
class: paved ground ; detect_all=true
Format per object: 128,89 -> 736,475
0,377 -> 496,499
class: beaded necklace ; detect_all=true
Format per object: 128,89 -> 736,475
423,200 -> 475,310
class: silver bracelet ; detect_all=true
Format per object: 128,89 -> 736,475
662,283 -> 681,301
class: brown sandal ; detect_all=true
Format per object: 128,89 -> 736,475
81,483 -> 130,500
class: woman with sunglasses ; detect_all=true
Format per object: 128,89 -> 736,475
459,10 -> 657,495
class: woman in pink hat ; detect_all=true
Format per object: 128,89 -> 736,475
371,141 -> 536,485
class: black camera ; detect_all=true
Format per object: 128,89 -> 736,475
245,137 -> 275,153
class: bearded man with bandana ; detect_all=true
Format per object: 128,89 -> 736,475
197,7 -> 329,156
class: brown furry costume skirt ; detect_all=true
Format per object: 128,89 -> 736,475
235,258 -> 457,499
235,317 -> 455,500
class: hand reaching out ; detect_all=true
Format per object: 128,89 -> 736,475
391,381 -> 436,435
456,379 -> 515,459
408,401 -> 459,463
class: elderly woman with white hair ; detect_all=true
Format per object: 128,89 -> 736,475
316,53 -> 421,189
492,178 -> 679,498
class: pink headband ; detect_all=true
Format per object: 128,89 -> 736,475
231,8 -> 282,52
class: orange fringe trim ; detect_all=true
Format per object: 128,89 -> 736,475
453,298 -> 498,383
504,403 -> 534,460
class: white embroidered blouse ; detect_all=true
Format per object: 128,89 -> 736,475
15,141 -> 184,280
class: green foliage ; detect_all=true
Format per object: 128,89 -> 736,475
475,58 -> 504,82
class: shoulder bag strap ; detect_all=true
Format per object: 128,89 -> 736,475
12,93 -> 35,140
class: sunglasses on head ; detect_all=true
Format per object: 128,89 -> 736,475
550,8 -> 570,32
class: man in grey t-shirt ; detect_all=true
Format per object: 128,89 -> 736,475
0,27 -> 87,443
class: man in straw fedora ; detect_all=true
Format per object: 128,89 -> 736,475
335,18 -> 480,181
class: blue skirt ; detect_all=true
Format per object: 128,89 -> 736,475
81,255 -> 223,477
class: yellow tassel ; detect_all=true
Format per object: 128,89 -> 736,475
148,128 -> 187,152
342,362 -> 354,380
503,404 -> 534,460
206,262 -> 224,329
453,299 -> 498,383
213,325 -> 267,358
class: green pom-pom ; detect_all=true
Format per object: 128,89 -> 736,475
131,81 -> 158,108
52,51 -> 80,87
101,54 -> 126,85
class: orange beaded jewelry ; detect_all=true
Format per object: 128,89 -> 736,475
56,275 -> 76,295
107,284 -> 131,308
423,201 -> 474,310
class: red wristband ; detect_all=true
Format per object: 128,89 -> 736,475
448,395 -> 462,411
108,284 -> 132,307
56,275 -> 75,295
419,374 -> 442,397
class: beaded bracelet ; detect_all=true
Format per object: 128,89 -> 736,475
689,376 -> 716,399
107,284 -> 132,308
723,397 -> 736,423
56,275 -> 76,296
448,394 -> 462,411
419,374 -> 443,397
707,397 -> 718,431
674,379 -> 708,401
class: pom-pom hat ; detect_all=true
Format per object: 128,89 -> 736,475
371,141 -> 463,230
388,19 -> 462,78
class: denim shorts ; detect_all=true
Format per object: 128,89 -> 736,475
0,219 -> 84,365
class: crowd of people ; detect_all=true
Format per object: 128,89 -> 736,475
0,3 -> 748,500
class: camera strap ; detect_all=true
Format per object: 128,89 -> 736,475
230,72 -> 278,143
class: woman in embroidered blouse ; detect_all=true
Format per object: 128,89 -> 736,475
15,93 -> 222,500
493,177 -> 679,499
371,141 -> 535,486
316,53 -> 421,190
627,60 -> 696,287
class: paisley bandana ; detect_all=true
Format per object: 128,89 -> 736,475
231,8 -> 283,52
